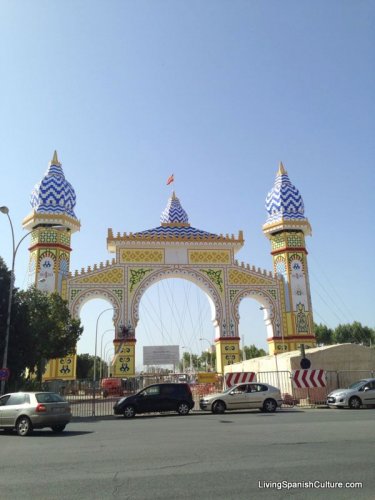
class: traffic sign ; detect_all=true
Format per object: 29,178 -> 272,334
300,357 -> 311,369
292,369 -> 326,388
0,368 -> 10,381
225,372 -> 256,388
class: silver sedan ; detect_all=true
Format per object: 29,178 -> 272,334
0,392 -> 72,436
200,382 -> 283,414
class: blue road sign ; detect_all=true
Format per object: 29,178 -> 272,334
0,368 -> 10,380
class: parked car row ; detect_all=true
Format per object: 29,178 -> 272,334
113,381 -> 283,418
1,378 -> 374,436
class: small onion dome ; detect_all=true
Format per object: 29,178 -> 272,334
30,151 -> 78,219
265,162 -> 306,224
160,191 -> 189,226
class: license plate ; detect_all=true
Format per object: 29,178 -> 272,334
52,407 -> 65,413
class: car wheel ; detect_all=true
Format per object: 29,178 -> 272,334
177,402 -> 190,415
16,416 -> 33,436
51,424 -> 66,433
263,399 -> 277,413
212,400 -> 226,414
123,405 -> 136,418
348,396 -> 361,409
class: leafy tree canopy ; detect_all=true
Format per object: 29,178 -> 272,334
77,354 -> 106,380
314,322 -> 374,347
1,256 -> 83,387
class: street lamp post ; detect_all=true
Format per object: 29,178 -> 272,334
182,346 -> 193,373
105,348 -> 114,377
0,206 -> 62,394
103,340 -> 113,375
99,329 -> 114,380
93,308 -> 113,386
199,338 -> 212,371
92,307 -> 112,417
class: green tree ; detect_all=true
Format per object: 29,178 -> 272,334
0,266 -> 84,387
0,258 -> 33,387
77,354 -> 95,379
314,323 -> 334,345
77,354 -> 106,379
243,344 -> 267,359
18,287 -> 83,381
334,322 -> 374,346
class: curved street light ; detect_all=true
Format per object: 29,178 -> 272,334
93,308 -> 113,386
181,345 -> 193,373
103,340 -> 113,363
99,329 -> 115,380
0,206 -> 64,394
105,348 -> 115,377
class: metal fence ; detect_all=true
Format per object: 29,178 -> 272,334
44,370 -> 375,417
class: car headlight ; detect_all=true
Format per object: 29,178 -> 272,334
329,392 -> 346,400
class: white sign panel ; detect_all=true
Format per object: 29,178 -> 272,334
143,345 -> 179,366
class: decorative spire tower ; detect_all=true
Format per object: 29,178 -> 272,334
160,191 -> 190,226
263,162 -> 316,352
22,151 -> 80,295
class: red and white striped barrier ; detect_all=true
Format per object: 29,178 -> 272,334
292,369 -> 326,389
225,372 -> 256,388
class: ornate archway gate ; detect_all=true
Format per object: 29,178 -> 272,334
65,221 -> 286,376
24,154 -> 316,379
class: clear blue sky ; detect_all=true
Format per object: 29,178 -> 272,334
1,1 -> 374,368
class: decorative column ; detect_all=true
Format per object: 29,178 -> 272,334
263,162 -> 316,353
215,318 -> 241,374
112,325 -> 136,377
23,151 -> 80,381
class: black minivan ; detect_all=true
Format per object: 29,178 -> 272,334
113,383 -> 194,418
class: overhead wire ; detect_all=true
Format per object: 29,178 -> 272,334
141,289 -> 174,344
166,279 -> 190,347
309,254 -> 354,324
162,279 -> 189,347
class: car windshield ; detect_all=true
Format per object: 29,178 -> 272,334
223,387 -> 237,394
348,380 -> 367,390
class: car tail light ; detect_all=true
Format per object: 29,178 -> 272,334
35,404 -> 47,412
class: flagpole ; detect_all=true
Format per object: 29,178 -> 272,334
166,173 -> 175,194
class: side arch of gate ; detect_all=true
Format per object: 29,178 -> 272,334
69,287 -> 122,328
231,287 -> 285,345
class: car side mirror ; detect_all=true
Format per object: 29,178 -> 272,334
364,387 -> 370,392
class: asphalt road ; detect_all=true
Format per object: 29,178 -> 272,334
1,408 -> 374,500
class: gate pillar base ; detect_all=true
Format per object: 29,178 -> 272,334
215,337 -> 241,374
112,339 -> 136,377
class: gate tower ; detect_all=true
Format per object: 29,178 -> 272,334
23,152 -> 80,380
263,162 -> 315,350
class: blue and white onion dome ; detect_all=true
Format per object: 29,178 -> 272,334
160,191 -> 189,225
264,162 -> 311,234
30,151 -> 78,220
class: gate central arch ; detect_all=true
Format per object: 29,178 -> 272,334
131,267 -> 223,331
22,153 -> 316,380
